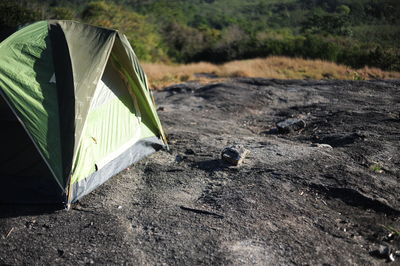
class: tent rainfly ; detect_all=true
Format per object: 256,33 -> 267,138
0,20 -> 167,206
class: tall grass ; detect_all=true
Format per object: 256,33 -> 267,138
143,56 -> 400,89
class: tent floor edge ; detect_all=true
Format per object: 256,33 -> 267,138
70,136 -> 164,203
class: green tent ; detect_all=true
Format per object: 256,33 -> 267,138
0,20 -> 167,206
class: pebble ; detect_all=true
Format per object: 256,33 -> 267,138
175,155 -> 186,162
378,245 -> 390,256
221,145 -> 249,166
377,245 -> 396,262
311,143 -> 333,149
185,149 -> 195,155
276,118 -> 306,133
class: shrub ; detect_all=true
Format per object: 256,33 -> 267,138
81,1 -> 168,62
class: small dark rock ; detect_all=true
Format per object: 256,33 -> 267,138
378,245 -> 390,256
276,118 -> 306,133
371,245 -> 396,262
25,220 -> 36,229
175,155 -> 186,163
57,249 -> 64,257
221,145 -> 249,166
185,149 -> 195,155
164,84 -> 196,94
42,224 -> 50,230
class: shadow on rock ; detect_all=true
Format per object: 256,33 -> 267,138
194,159 -> 229,173
313,133 -> 364,147
0,203 -> 64,218
310,184 -> 400,216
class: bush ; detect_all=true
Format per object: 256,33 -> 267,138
0,1 -> 42,41
81,1 -> 168,62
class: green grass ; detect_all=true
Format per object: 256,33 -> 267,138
369,163 -> 383,173
382,225 -> 400,236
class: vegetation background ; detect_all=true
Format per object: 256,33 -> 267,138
1,0 -> 399,83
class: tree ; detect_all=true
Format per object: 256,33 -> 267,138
81,1 -> 167,62
302,12 -> 352,36
0,1 -> 42,41
336,5 -> 350,15
50,7 -> 75,20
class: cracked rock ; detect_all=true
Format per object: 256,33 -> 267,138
221,145 -> 249,166
276,118 -> 306,133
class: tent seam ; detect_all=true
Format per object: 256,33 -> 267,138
50,21 -> 76,204
68,32 -> 117,199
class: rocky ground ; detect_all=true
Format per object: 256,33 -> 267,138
1,78 -> 399,265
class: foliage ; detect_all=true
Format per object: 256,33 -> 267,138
0,1 -> 42,40
302,13 -> 352,36
81,1 -> 167,62
369,163 -> 383,173
50,7 -> 75,20
0,0 -> 399,71
382,225 -> 400,236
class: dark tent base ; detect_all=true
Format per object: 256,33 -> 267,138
0,173 -> 65,204
0,97 -> 65,204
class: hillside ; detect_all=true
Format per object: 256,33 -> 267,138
0,0 -> 399,71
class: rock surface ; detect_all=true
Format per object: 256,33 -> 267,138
1,78 -> 399,265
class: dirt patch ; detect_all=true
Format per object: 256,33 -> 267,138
1,78 -> 399,265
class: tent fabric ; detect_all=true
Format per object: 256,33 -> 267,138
111,34 -> 167,143
58,21 -> 117,157
0,21 -> 64,187
71,136 -> 163,202
48,22 -> 75,181
0,20 -> 167,205
71,57 -> 143,183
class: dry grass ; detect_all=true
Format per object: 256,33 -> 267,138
142,62 -> 220,89
142,56 -> 400,89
